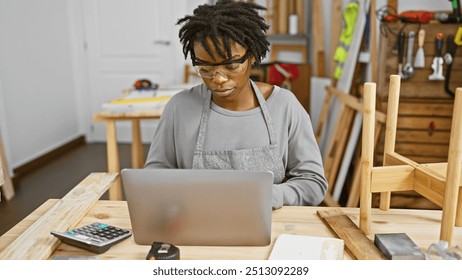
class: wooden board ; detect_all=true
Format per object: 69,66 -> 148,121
329,0 -> 343,78
278,0 -> 289,34
375,100 -> 454,165
0,135 -> 14,201
311,0 -> 324,76
0,158 -> 4,187
295,0 -> 304,34
0,172 -> 117,259
317,208 -> 387,260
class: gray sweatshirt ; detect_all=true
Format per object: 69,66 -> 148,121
145,83 -> 327,208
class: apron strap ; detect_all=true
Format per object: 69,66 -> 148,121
250,80 -> 278,146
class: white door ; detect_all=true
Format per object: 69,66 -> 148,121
82,0 -> 186,142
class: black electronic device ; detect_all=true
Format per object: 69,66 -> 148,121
51,222 -> 132,254
146,241 -> 180,260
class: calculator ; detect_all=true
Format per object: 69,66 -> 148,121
51,222 -> 132,254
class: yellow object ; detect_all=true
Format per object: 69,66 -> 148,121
333,1 -> 359,80
455,27 -> 462,46
109,96 -> 171,104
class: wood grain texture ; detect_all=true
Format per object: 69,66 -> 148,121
0,173 -> 117,259
317,208 -> 387,260
4,200 -> 462,260
0,135 -> 14,200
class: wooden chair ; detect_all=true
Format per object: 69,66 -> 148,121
360,74 -> 462,245
0,134 -> 14,201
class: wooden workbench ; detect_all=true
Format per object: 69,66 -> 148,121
1,193 -> 461,260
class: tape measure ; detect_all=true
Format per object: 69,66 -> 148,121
146,242 -> 180,260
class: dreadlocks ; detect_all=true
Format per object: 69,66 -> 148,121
177,0 -> 270,65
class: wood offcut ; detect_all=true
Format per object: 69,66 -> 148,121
317,208 -> 386,260
0,172 -> 118,259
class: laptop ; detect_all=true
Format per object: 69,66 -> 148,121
121,168 -> 273,246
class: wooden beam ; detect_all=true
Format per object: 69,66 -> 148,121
360,82 -> 376,234
326,86 -> 387,123
0,135 -> 14,201
329,0 -> 343,79
370,0 -> 377,82
317,209 -> 386,260
0,173 -> 118,259
311,0 -> 325,76
370,165 -> 415,192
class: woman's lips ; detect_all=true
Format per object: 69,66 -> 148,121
212,88 -> 235,96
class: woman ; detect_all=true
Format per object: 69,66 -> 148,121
145,0 -> 327,209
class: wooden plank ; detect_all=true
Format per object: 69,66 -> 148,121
332,112 -> 362,201
414,169 -> 445,207
311,0 -> 324,76
278,0 -> 289,34
317,208 -> 387,260
384,151 -> 448,208
378,154 -> 447,165
0,172 -> 118,260
329,0 -> 343,79
397,116 -> 452,130
420,162 -> 462,187
370,165 -> 415,192
441,88 -> 462,242
271,0 -> 279,34
0,199 -> 57,253
396,103 -> 453,117
369,0 -> 377,82
360,82 -> 376,233
323,105 -> 355,191
294,0 -> 304,34
315,87 -> 333,143
289,64 -> 310,112
0,135 -> 14,201
394,143 -> 449,158
396,130 -> 450,144
327,86 -> 387,123
346,121 -> 384,207
0,158 -> 4,187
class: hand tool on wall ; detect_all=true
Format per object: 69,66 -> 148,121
444,34 -> 461,96
397,31 -> 406,78
455,27 -> 462,45
402,31 -> 415,78
428,33 -> 445,81
413,29 -> 425,68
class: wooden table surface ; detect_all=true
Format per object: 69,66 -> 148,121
2,198 -> 461,260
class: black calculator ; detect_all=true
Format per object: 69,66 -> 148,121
51,222 -> 132,254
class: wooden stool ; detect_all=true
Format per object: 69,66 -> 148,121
360,74 -> 462,245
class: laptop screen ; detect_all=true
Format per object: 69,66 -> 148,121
121,168 -> 273,246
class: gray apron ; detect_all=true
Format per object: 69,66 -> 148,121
192,80 -> 285,184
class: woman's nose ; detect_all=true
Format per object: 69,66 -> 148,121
211,70 -> 228,83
